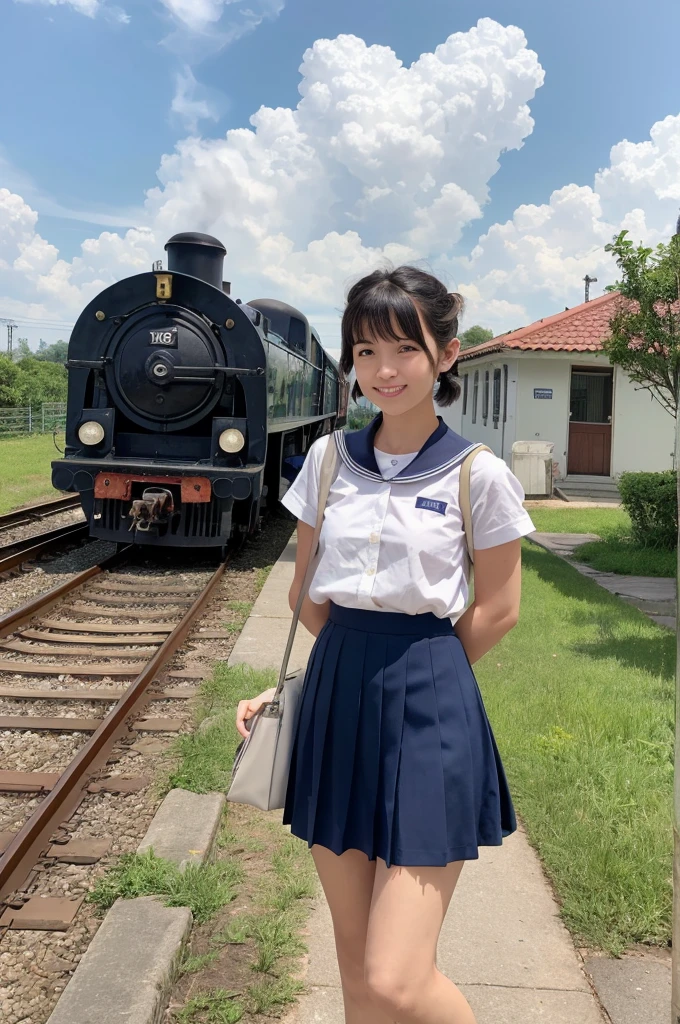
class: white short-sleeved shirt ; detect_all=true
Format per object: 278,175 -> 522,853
281,417 -> 536,624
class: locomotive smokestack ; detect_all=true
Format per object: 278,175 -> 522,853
164,232 -> 226,290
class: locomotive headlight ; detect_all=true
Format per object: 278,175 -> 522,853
78,421 -> 105,446
218,428 -> 245,453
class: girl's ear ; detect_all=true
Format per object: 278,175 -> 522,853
438,336 -> 460,373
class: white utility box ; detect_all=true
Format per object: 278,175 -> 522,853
511,441 -> 555,497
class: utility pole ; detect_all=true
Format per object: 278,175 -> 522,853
583,275 -> 598,302
0,319 -> 18,355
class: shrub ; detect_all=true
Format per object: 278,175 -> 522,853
617,471 -> 677,550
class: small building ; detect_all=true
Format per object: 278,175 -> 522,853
442,292 -> 675,495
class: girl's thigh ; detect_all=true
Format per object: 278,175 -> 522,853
365,859 -> 465,982
311,845 -> 377,952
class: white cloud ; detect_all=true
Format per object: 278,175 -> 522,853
7,20 -> 680,349
171,67 -> 226,131
159,0 -> 285,57
16,0 -> 129,23
455,114 -> 680,330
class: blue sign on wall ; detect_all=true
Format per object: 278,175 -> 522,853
534,388 -> 553,399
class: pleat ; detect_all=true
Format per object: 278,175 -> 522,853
283,620 -> 332,828
377,635 -> 408,868
315,627 -> 367,851
431,636 -> 479,852
392,637 -> 450,864
306,623 -> 346,839
342,633 -> 386,859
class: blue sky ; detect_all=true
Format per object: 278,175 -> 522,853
1,0 -> 679,352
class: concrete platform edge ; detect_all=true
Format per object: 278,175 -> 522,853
46,786 -> 226,1021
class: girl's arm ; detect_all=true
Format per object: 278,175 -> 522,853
453,538 -> 522,664
288,520 -> 331,637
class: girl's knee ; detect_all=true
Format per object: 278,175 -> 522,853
365,963 -> 431,1017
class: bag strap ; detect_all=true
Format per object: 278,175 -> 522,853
459,445 -> 494,571
275,433 -> 339,697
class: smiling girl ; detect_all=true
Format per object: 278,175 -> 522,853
236,265 -> 536,1024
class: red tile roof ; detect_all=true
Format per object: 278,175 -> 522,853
458,291 -> 622,362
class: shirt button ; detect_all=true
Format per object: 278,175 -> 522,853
365,565 -> 376,576
369,532 -> 379,544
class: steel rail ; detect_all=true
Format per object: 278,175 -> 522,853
0,548 -> 127,639
0,521 -> 89,574
0,495 -> 81,532
0,557 -> 227,901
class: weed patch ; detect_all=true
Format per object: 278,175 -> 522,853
87,849 -> 243,924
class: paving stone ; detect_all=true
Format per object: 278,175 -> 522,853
583,954 -> 670,1024
137,788 -> 225,870
46,897 -> 192,1024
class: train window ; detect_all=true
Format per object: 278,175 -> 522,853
288,317 -> 307,354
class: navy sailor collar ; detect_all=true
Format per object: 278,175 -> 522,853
335,414 -> 481,483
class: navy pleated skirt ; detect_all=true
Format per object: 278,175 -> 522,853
283,602 -> 517,868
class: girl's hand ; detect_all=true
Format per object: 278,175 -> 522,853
235,687 -> 277,739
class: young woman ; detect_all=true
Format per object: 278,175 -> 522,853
236,266 -> 536,1024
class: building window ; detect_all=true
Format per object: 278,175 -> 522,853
492,368 -> 501,428
502,364 -> 509,423
482,370 -> 490,424
472,371 -> 479,423
462,373 -> 469,415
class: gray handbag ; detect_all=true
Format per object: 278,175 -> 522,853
226,432 -> 339,811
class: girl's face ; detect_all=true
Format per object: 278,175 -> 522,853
352,308 -> 459,417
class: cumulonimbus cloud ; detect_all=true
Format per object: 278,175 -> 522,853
2,19 -> 680,346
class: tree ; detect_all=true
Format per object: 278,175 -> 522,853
12,338 -> 31,362
0,354 -> 21,406
458,325 -> 494,349
603,229 -> 680,419
35,339 -> 69,363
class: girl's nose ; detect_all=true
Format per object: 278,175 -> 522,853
376,364 -> 398,379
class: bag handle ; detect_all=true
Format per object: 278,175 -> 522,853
459,445 -> 494,571
274,433 -> 339,697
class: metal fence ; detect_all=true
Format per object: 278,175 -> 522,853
0,404 -> 67,437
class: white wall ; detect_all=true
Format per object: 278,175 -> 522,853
447,349 -> 675,479
441,356 -> 520,466
611,368 -> 674,475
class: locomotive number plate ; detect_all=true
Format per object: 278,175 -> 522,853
149,326 -> 178,347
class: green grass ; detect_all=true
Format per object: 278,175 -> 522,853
165,664 -> 276,794
168,663 -> 318,1023
479,540 -> 674,954
528,506 -> 630,537
528,505 -> 676,577
86,849 -> 243,924
0,433 -> 64,513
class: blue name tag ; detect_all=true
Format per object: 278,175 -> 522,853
415,497 -> 448,515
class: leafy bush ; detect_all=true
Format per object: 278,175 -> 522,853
617,470 -> 677,550
0,353 -> 67,407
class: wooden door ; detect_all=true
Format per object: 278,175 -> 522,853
567,369 -> 613,475
567,422 -> 611,474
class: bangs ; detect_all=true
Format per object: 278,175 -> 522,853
341,282 -> 430,361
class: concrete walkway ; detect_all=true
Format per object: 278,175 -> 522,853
529,532 -> 676,630
229,535 -> 607,1024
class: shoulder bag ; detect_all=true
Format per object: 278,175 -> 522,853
227,432 -> 339,811
459,444 -> 494,575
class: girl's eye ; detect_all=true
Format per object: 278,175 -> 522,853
356,348 -> 374,357
399,344 -> 417,353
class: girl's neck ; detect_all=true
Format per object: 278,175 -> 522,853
373,399 -> 440,455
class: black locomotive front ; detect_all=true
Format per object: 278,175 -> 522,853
52,232 -> 347,549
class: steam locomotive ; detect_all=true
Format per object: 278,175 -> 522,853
51,232 -> 348,550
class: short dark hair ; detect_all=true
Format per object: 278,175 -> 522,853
340,265 -> 463,407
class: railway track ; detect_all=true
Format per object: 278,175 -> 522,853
0,495 -> 82,533
0,548 -> 228,925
